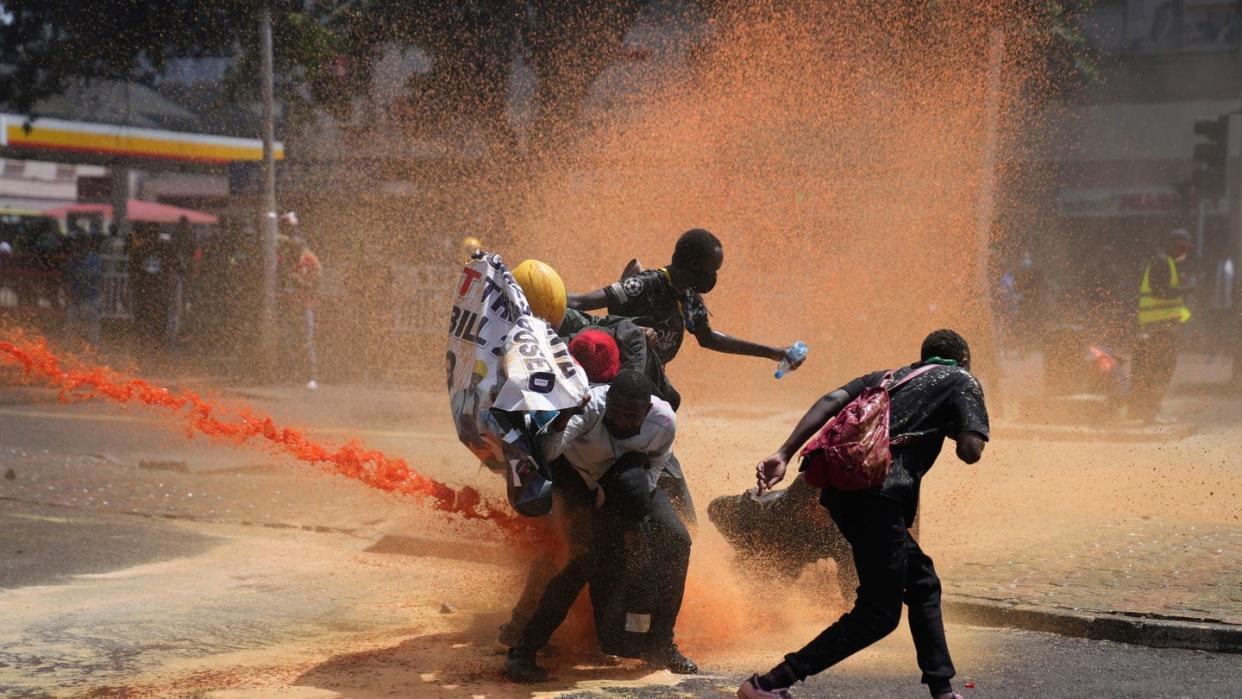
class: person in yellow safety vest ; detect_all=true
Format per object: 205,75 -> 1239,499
1130,228 -> 1194,423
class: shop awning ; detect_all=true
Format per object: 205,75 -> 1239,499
1,114 -> 284,165
43,200 -> 218,225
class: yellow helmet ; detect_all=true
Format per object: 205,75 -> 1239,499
512,259 -> 567,327
473,360 -> 488,378
461,236 -> 483,258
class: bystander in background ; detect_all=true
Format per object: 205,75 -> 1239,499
279,212 -> 322,390
62,232 -> 102,350
1130,228 -> 1194,423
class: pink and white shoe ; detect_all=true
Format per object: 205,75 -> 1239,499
737,674 -> 794,699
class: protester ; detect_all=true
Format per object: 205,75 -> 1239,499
737,329 -> 988,699
62,233 -> 103,349
569,228 -> 803,369
279,212 -> 321,390
1129,228 -> 1194,423
505,370 -> 695,682
501,263 -> 682,655
560,310 -> 681,411
566,229 -> 806,520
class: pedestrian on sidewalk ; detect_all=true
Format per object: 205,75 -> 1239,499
1129,228 -> 1194,423
279,212 -> 321,390
62,232 -> 103,350
738,329 -> 989,699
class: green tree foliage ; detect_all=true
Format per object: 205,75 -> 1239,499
0,0 -> 1093,143
0,0 -> 645,149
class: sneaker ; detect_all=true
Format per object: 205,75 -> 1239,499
505,648 -> 549,683
306,380 -> 319,391
738,674 -> 794,699
644,644 -> 698,674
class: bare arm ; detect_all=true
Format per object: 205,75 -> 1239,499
756,388 -> 852,491
955,430 -> 986,464
567,287 -> 609,311
694,327 -> 789,362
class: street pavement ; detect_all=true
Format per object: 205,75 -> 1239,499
1,377 -> 1241,695
2,498 -> 1240,698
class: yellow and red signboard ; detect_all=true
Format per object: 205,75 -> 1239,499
0,114 -> 283,164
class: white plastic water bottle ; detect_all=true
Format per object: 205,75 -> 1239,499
775,341 -> 808,379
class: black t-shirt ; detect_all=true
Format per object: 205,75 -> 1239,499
603,269 -> 710,365
825,363 -> 990,522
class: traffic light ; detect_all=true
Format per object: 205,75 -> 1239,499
1192,114 -> 1229,197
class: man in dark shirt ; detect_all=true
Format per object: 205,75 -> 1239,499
738,329 -> 988,699
567,229 -> 805,522
568,229 -> 799,369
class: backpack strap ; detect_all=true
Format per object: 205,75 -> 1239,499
883,364 -> 941,392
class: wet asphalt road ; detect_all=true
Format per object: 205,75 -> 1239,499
1,393 -> 1240,697
0,499 -> 219,589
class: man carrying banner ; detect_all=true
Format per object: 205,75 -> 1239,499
505,370 -> 696,682
499,259 -> 680,653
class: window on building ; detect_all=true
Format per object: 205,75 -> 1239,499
1126,0 -> 1240,54
1084,1 -> 1129,53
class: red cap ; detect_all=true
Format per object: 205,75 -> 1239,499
569,329 -> 621,383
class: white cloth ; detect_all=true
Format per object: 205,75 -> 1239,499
540,384 -> 675,491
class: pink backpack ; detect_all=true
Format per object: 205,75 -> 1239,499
799,365 -> 938,491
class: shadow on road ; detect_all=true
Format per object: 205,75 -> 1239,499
0,500 -> 221,589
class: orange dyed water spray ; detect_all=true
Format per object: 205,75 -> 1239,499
0,335 -> 531,538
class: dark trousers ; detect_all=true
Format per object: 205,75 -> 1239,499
516,455 -> 692,656
503,471 -> 597,644
784,492 -> 954,695
656,456 -> 696,525
1129,324 -> 1179,421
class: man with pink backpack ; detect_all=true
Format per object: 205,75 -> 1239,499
738,329 -> 989,699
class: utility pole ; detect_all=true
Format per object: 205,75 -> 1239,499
1228,111 -> 1242,386
258,2 -> 279,379
975,30 -> 1004,400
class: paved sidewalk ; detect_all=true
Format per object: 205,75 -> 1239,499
944,519 -> 1242,626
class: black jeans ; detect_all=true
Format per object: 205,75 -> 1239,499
516,453 -> 692,657
656,454 -> 696,525
784,491 -> 954,695
502,458 -> 597,643
1129,324 -> 1179,421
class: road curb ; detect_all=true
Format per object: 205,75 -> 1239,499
943,595 -> 1242,653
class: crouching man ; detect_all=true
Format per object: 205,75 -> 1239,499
506,370 -> 697,682
738,329 -> 989,699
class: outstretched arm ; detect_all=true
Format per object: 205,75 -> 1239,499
755,388 -> 852,491
567,287 -> 609,311
694,327 -> 797,364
